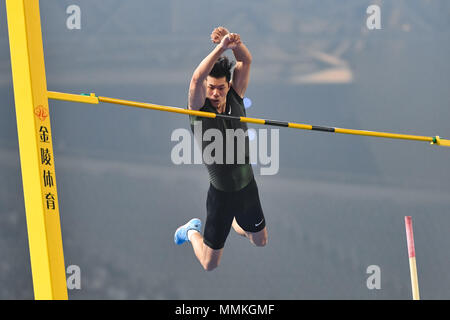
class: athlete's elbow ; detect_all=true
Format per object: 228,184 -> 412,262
242,52 -> 252,65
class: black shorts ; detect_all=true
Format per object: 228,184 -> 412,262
203,178 -> 266,250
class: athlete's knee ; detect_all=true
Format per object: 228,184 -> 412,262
203,260 -> 220,271
254,238 -> 267,247
201,244 -> 222,271
252,234 -> 268,247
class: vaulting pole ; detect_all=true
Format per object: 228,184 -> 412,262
405,216 -> 420,300
6,0 -> 68,299
48,91 -> 450,147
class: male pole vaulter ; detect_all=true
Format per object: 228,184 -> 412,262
174,27 -> 267,271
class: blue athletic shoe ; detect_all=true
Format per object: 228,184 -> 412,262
174,218 -> 202,245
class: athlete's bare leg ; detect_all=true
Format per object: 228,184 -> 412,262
189,232 -> 223,271
232,218 -> 268,247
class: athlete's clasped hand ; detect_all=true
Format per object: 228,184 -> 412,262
211,26 -> 241,50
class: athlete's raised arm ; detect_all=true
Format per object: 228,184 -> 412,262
211,27 -> 252,98
189,30 -> 241,110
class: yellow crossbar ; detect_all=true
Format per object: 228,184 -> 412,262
48,91 -> 99,104
47,91 -> 450,148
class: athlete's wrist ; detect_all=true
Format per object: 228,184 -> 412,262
216,42 -> 227,52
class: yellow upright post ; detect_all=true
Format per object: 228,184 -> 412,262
6,0 -> 68,299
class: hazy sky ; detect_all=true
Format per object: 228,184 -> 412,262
1,0 -> 449,300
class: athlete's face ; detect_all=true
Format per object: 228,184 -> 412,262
206,76 -> 230,109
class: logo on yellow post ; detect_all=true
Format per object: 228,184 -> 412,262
34,105 -> 48,121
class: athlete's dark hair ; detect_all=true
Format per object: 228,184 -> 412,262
209,56 -> 235,82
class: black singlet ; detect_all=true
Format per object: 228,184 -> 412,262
189,86 -> 254,191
